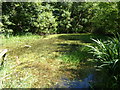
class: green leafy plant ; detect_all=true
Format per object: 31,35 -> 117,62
87,33 -> 120,88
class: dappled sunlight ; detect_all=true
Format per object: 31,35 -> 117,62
1,2 -> 119,88
0,33 -> 106,88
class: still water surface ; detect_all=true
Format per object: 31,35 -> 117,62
55,74 -> 94,89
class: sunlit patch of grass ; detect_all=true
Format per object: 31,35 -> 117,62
0,34 -> 69,88
0,56 -> 65,88
3,69 -> 36,88
1,35 -> 42,50
29,59 -> 64,88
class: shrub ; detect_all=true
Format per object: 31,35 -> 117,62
87,33 -> 120,88
33,11 -> 58,34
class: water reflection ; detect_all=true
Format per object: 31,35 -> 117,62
55,74 -> 94,88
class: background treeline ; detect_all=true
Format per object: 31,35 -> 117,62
1,2 -> 120,36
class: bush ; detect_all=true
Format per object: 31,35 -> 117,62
33,11 -> 58,34
87,33 -> 120,88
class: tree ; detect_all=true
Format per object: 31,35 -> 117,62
2,2 -> 120,35
90,2 -> 119,34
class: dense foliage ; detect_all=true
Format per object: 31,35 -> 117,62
88,33 -> 120,88
1,2 -> 120,36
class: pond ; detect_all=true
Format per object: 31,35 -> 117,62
54,74 -> 94,89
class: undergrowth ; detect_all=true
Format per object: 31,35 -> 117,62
87,33 -> 120,89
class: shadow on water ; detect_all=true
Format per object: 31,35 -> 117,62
54,74 -> 95,88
